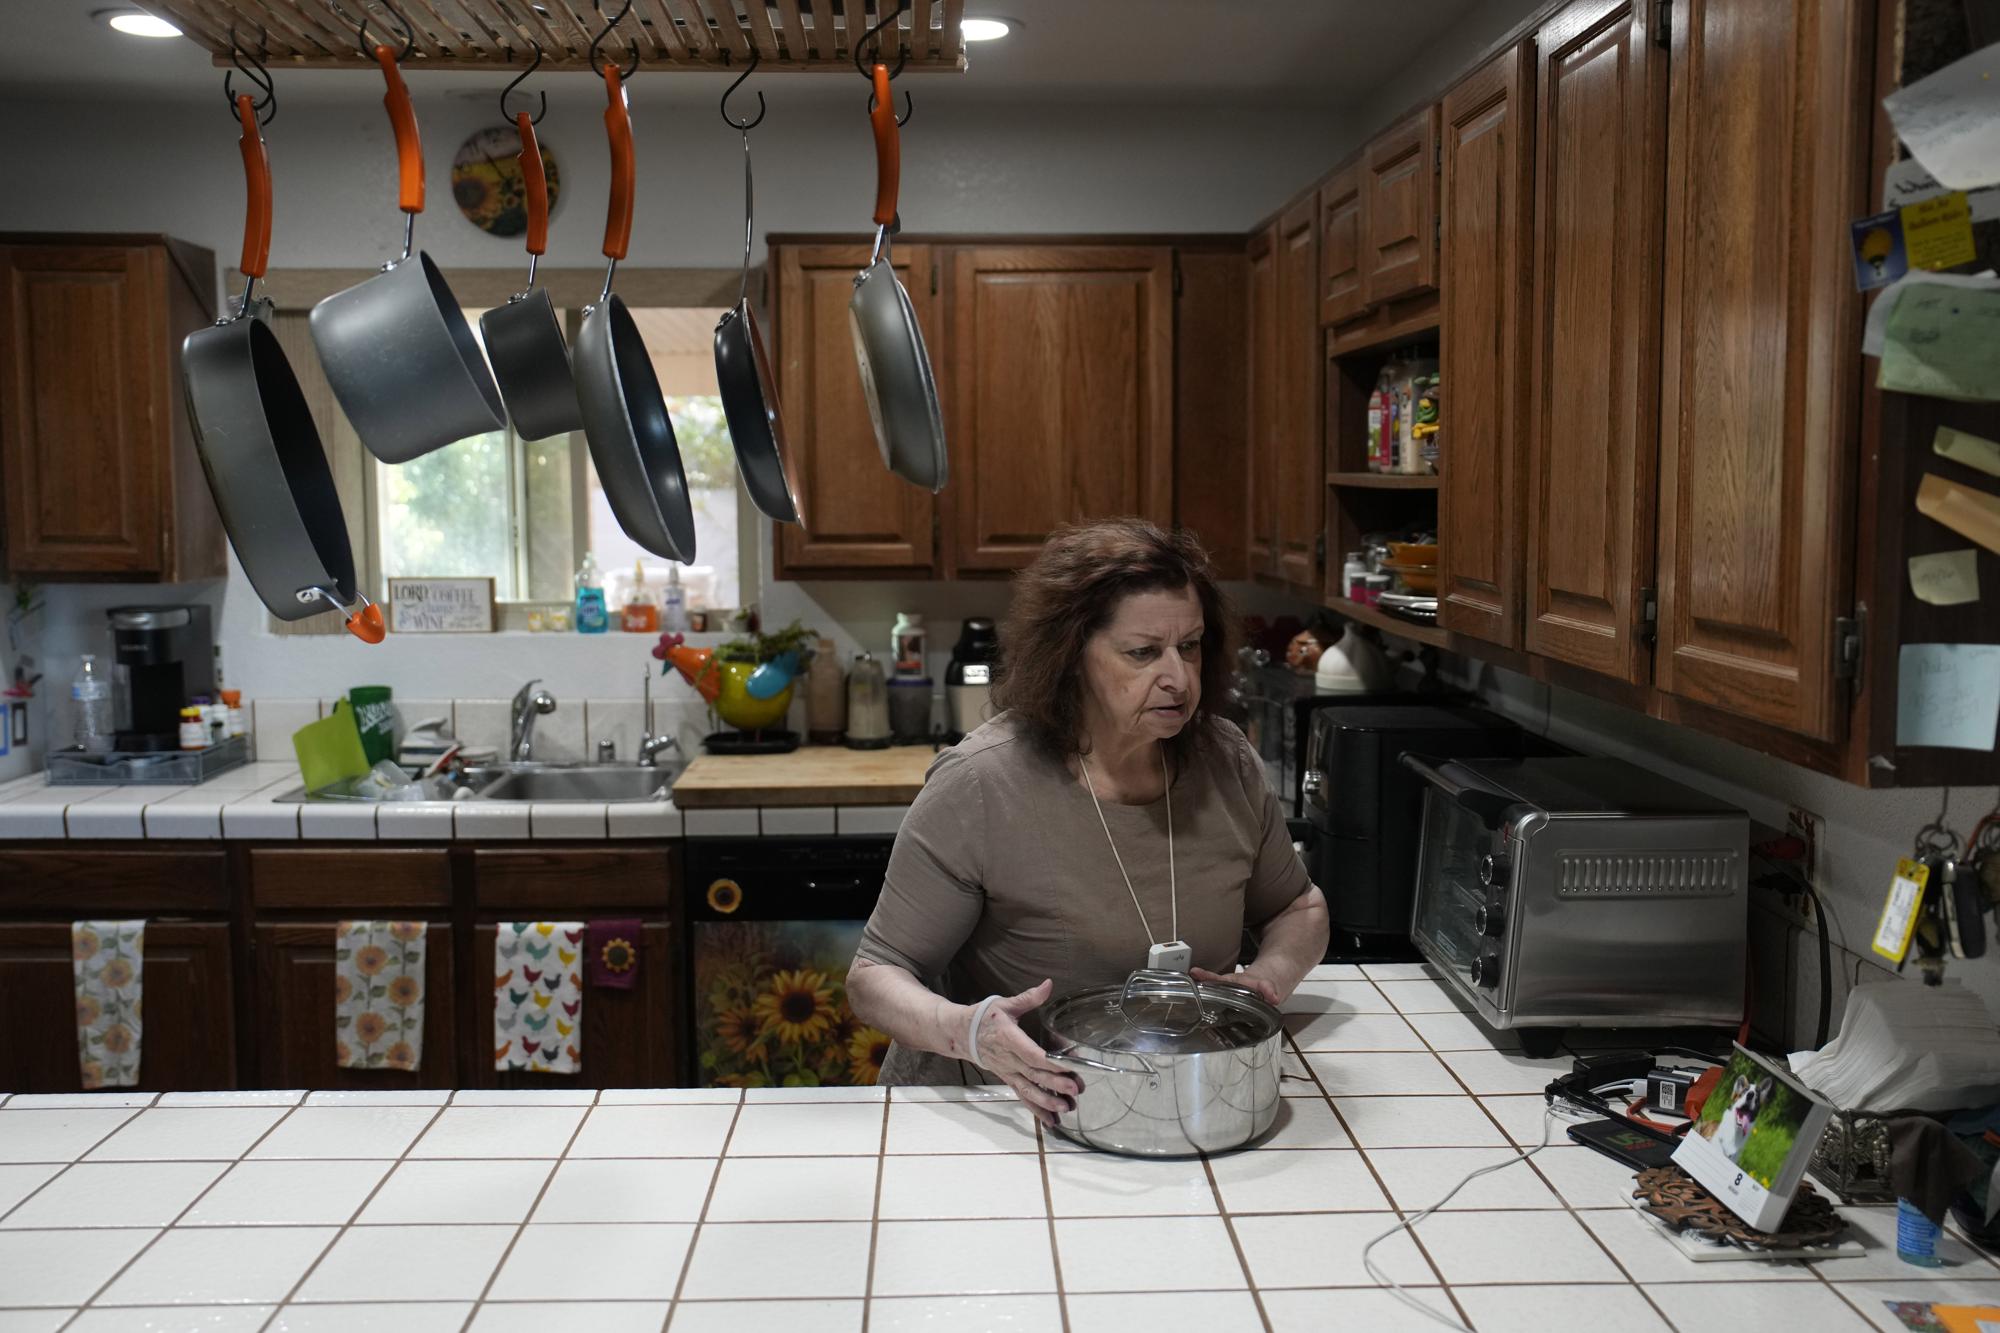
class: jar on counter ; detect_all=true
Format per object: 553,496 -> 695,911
178,707 -> 209,751
845,653 -> 892,750
806,638 -> 847,745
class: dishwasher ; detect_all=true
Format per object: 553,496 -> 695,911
683,836 -> 896,1088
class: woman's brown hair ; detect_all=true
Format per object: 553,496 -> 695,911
993,517 -> 1234,765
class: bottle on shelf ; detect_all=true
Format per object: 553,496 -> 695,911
574,551 -> 610,634
72,654 -> 114,754
660,565 -> 689,633
620,561 -> 660,633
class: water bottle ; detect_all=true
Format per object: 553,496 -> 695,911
72,654 -> 114,754
1897,1197 -> 1946,1266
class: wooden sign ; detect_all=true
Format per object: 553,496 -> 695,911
386,578 -> 496,634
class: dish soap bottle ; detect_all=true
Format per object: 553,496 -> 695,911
73,653 -> 114,754
659,564 -> 689,633
574,551 -> 610,634
620,561 -> 659,633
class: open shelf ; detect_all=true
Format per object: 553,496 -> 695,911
1328,471 -> 1440,490
1327,596 -> 1450,648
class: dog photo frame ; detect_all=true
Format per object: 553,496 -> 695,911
1671,1044 -> 1835,1232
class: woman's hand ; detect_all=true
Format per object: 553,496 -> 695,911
966,979 -> 1084,1127
1190,966 -> 1281,1006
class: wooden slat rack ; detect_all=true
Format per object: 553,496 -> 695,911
146,0 -> 966,73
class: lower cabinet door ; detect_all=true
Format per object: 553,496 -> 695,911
254,922 -> 457,1089
0,921 -> 234,1092
472,923 -> 677,1089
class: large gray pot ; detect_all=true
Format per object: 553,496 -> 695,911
1045,969 -> 1283,1157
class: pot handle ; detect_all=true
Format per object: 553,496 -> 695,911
1049,1044 -> 1159,1086
235,93 -> 271,281
518,111 -> 548,259
346,598 -> 387,644
602,64 -> 633,262
1119,967 -> 1207,1036
374,43 -> 425,215
868,62 -> 899,228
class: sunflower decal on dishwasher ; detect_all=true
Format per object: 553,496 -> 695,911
694,921 -> 876,1088
753,969 -> 838,1045
706,878 -> 744,914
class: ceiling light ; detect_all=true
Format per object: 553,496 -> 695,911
101,10 -> 182,37
961,16 -> 1013,41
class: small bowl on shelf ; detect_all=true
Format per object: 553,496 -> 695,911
1387,541 -> 1439,565
1382,559 -> 1438,595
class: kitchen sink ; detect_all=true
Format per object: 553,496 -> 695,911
474,765 -> 676,803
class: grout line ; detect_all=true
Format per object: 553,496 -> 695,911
1198,1153 -> 1271,1332
1032,1112 -> 1071,1332
0,1103 -> 156,1229
460,1090 -> 598,1332
663,1091 -> 747,1329
857,1090 -> 890,1332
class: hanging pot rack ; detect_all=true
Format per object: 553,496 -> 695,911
142,0 -> 967,74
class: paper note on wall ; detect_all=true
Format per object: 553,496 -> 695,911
1887,157 -> 2000,222
1918,474 -> 2000,557
1880,286 -> 2000,401
1910,549 -> 1982,606
1937,426 -> 2000,479
1863,271 -> 2000,357
1884,44 -> 2000,191
1897,643 -> 2000,750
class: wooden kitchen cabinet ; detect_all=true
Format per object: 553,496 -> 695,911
0,236 -> 224,581
1523,0 -> 1668,685
943,246 -> 1174,573
1269,196 -> 1323,593
0,922 -> 234,1092
770,242 -> 939,576
1360,107 -> 1441,307
253,922 -> 458,1089
1246,225 -> 1280,580
1651,0 -> 1869,740
1437,45 -> 1534,650
1318,161 -> 1368,326
469,923 -> 677,1089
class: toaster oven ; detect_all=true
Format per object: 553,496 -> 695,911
1401,755 -> 1748,1036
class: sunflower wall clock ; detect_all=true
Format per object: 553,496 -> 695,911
452,125 -> 561,237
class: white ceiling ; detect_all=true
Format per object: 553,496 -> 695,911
8,0 -> 1496,108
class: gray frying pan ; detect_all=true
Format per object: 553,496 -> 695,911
182,94 -> 384,645
573,63 -> 696,563
310,42 -> 504,464
849,63 -> 946,493
480,106 -> 581,441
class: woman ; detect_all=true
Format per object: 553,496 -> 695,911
849,518 -> 1329,1122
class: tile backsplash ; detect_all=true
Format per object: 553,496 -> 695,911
251,696 -> 714,769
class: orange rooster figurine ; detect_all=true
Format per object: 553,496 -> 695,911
652,632 -> 719,703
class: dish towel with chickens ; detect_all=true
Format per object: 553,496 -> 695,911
495,922 -> 584,1074
334,921 -> 427,1071
73,920 -> 144,1089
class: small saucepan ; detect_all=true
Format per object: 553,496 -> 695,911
310,35 -> 504,464
480,97 -> 582,441
181,93 -> 383,645
573,61 -> 696,563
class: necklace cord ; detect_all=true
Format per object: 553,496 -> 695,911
1080,748 -> 1176,947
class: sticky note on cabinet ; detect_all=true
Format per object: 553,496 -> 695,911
1902,191 -> 1978,271
1897,643 -> 2000,750
1910,549 -> 1982,606
1880,287 -> 2000,400
1936,426 -> 2000,479
1917,474 -> 2000,556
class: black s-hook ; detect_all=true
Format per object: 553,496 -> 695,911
720,45 -> 765,130
224,24 -> 277,125
344,0 -> 416,59
854,0 -> 912,126
500,38 -> 548,124
590,0 -> 641,79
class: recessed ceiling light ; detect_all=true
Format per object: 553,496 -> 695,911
961,16 -> 1013,42
100,9 -> 182,37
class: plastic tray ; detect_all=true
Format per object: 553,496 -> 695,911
44,735 -> 250,786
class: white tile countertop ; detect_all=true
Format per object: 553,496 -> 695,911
1,964 -> 1991,1331
0,768 -> 912,842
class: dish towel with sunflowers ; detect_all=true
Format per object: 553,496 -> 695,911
334,921 -> 427,1071
73,920 -> 144,1089
495,922 -> 584,1074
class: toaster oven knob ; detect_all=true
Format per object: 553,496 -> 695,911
1474,900 -> 1504,938
1478,853 -> 1509,887
1470,949 -> 1501,989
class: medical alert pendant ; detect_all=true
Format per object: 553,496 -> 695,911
1147,940 -> 1193,973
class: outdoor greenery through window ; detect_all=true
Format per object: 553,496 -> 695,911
374,307 -> 742,612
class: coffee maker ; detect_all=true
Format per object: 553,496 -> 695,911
946,617 -> 1000,738
109,606 -> 215,751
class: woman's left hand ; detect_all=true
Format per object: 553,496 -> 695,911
1189,966 -> 1281,1006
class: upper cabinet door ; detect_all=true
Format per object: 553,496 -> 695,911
944,247 -> 1174,573
1246,226 -> 1280,579
1437,45 -> 1534,650
1361,106 -> 1441,306
1524,0 -> 1669,684
1273,196 -> 1323,591
1318,162 -> 1367,326
1652,0 -> 1866,740
1,244 -> 165,576
772,243 -> 938,576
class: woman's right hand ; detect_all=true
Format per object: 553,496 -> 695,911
965,979 -> 1083,1126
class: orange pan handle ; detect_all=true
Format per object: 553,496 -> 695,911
346,600 -> 387,644
235,93 -> 271,280
869,63 -> 899,228
602,65 -> 633,262
375,44 -> 425,214
518,111 -> 548,259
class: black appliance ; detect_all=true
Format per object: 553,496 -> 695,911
683,836 -> 894,1088
945,616 -> 1000,739
108,605 -> 215,752
1297,702 -> 1545,960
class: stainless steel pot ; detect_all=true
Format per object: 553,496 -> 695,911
1044,968 -> 1283,1157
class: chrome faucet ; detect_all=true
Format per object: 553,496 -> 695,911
637,668 -> 682,769
510,679 -> 557,762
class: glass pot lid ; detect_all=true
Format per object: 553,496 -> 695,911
1045,968 -> 1282,1056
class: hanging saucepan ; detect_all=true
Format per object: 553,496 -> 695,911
849,63 -> 946,493
310,15 -> 505,464
573,53 -> 697,563
713,54 -> 803,526
182,92 -> 384,645
479,53 -> 582,442
1045,969 -> 1283,1157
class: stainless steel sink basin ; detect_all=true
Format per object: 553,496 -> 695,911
477,766 -> 675,803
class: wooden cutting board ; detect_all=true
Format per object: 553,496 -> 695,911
671,745 -> 938,808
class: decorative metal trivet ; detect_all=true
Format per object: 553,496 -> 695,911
1634,1165 -> 1848,1250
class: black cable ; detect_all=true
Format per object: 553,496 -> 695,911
1796,877 -> 1834,1048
